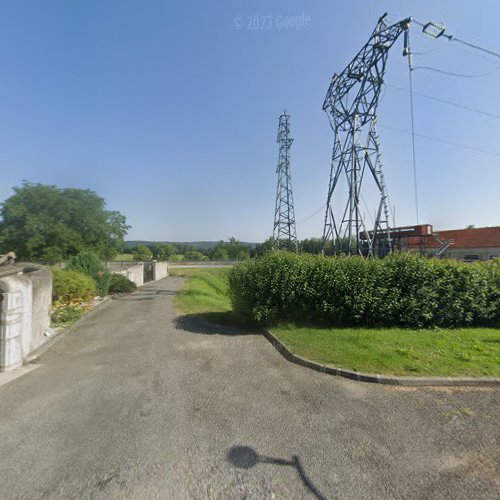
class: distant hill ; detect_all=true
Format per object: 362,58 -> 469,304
125,240 -> 258,250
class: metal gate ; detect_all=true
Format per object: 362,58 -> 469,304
143,261 -> 154,283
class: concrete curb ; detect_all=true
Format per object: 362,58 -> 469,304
25,296 -> 113,364
263,329 -> 500,387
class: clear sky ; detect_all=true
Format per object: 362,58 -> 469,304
0,0 -> 499,242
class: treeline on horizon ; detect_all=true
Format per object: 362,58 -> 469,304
0,181 -> 331,264
124,237 -> 328,262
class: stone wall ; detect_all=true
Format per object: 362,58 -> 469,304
0,265 -> 52,372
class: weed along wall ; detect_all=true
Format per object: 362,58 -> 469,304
0,265 -> 52,372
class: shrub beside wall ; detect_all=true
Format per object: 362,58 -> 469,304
52,267 -> 96,303
67,250 -> 111,296
51,267 -> 97,326
109,273 -> 137,294
228,253 -> 499,328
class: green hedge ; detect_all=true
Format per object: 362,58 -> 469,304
228,253 -> 499,328
52,267 -> 96,303
109,273 -> 137,294
66,250 -> 111,296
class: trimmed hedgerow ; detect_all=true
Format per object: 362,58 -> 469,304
228,252 -> 499,328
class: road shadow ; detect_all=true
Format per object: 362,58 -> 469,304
111,296 -> 155,301
111,288 -> 178,301
227,445 -> 330,500
174,313 -> 254,336
134,289 -> 178,296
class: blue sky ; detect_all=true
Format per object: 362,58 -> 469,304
0,0 -> 499,242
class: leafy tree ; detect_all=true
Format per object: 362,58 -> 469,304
0,182 -> 129,262
251,237 -> 274,257
174,242 -> 195,255
133,244 -> 153,261
206,238 -> 250,260
184,250 -> 208,262
226,237 -> 250,260
299,237 -> 323,254
209,241 -> 229,261
149,243 -> 175,261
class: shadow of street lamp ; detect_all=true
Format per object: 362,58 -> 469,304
227,445 -> 329,500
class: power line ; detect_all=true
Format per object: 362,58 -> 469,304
412,65 -> 500,79
386,83 -> 500,120
413,19 -> 500,60
296,203 -> 326,225
380,124 -> 500,158
406,29 -> 420,223
408,19 -> 500,78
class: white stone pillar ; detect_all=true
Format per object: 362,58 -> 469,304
0,274 -> 33,372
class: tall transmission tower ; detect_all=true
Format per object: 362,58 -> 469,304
273,111 -> 298,252
322,14 -> 411,257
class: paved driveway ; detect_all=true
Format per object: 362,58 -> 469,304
0,277 -> 498,499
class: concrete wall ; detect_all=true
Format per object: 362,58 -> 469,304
106,261 -> 170,286
153,261 -> 169,281
105,262 -> 144,287
443,247 -> 500,261
0,265 -> 52,372
27,267 -> 52,353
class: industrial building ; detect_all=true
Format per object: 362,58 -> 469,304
391,225 -> 500,261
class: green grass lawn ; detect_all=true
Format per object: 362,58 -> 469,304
113,253 -> 134,261
172,268 -> 500,377
272,326 -> 500,377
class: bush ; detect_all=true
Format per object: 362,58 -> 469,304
228,253 -> 499,328
52,267 -> 96,303
66,250 -> 111,296
51,267 -> 96,327
109,273 -> 137,294
184,250 -> 209,262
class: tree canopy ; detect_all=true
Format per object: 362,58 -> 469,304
0,182 -> 129,262
133,245 -> 153,261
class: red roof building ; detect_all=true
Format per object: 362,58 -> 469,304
392,225 -> 500,261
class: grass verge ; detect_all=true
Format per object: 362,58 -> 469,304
170,268 -> 238,325
172,268 -> 500,377
272,325 -> 500,377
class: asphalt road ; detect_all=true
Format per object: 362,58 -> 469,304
0,277 -> 498,499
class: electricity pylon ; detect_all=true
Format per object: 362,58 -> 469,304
322,14 -> 411,257
273,111 -> 298,252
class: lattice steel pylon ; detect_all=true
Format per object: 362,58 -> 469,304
322,14 -> 411,257
273,111 -> 298,252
